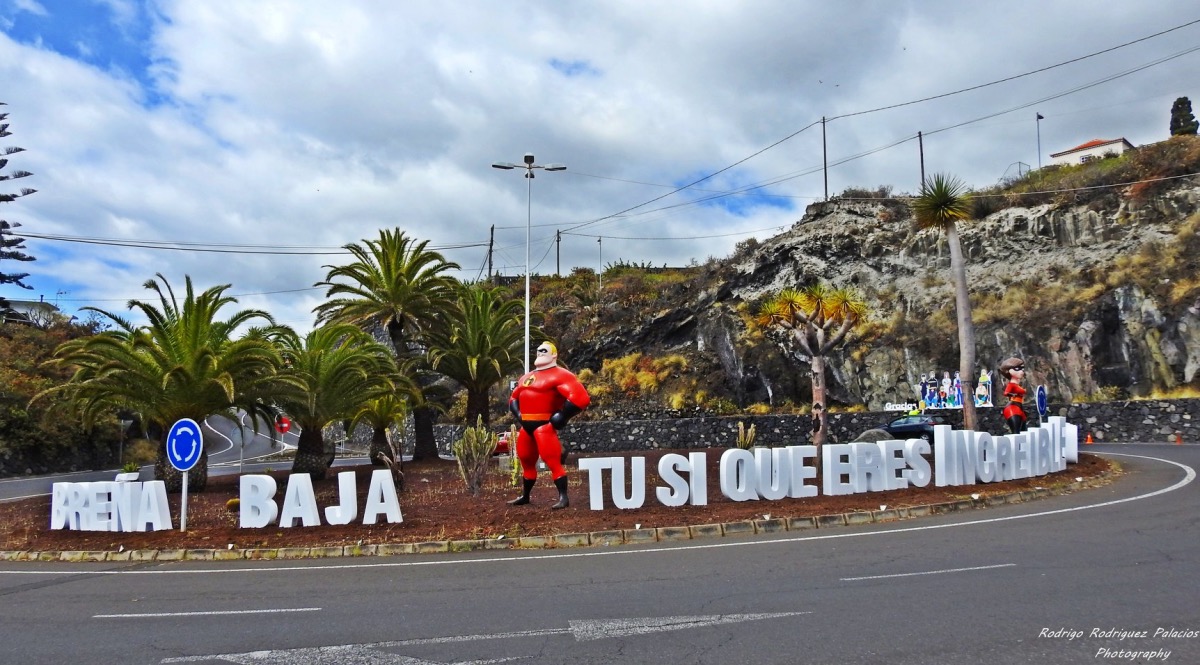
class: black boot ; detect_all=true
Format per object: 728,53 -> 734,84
551,475 -> 569,510
508,478 -> 535,506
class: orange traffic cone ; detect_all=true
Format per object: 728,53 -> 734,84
1085,433 -> 1094,445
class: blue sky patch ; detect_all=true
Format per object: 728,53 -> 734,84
673,170 -> 795,217
2,0 -> 161,102
549,58 -> 600,78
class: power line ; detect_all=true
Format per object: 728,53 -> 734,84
20,232 -> 488,255
551,18 -> 1200,236
827,18 -> 1200,122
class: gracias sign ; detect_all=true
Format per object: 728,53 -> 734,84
576,416 -> 1079,510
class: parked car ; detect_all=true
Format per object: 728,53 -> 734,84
882,413 -> 948,442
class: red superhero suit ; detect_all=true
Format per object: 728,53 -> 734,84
1002,380 -> 1027,433
507,347 -> 590,509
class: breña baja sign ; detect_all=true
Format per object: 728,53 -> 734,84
48,416 -> 1079,531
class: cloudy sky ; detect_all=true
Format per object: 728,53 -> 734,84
0,1 -> 1196,332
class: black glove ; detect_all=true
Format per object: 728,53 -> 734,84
550,401 -> 583,429
509,399 -> 521,421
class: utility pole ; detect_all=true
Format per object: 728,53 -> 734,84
556,230 -> 561,277
597,237 -> 603,295
918,131 -> 925,187
487,225 -> 494,283
822,116 -> 828,201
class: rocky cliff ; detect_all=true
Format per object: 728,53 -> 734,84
556,177 -> 1200,412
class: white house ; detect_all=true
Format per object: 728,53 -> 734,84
1,297 -> 61,325
1049,138 -> 1135,166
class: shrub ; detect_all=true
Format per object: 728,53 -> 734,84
123,438 -> 159,466
451,416 -> 496,496
735,421 -> 757,449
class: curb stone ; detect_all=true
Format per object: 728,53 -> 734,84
0,469 -> 1118,563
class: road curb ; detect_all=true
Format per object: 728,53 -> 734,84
0,470 -> 1118,563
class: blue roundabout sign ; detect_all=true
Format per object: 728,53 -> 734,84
166,418 -> 204,472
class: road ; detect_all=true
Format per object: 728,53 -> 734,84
0,413 -> 302,502
0,443 -> 1196,664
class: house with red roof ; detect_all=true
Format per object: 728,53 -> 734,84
1049,138 -> 1135,166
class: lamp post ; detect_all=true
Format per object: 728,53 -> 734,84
491,153 -> 566,373
118,418 -> 133,466
1036,113 -> 1044,170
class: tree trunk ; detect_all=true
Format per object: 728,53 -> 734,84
810,355 -> 828,449
465,388 -> 490,428
155,447 -> 209,492
290,428 -> 330,479
947,224 -> 979,431
411,406 -> 438,460
369,426 -> 392,467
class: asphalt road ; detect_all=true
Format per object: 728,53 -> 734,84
1,443 -> 1197,664
0,414 -> 301,502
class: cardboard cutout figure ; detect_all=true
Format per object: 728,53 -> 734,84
999,357 -> 1027,434
507,342 -> 591,509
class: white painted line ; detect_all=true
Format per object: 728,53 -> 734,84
159,612 -> 809,662
95,607 -> 320,619
202,419 -> 235,457
840,563 -> 1016,582
2,453 -> 1192,577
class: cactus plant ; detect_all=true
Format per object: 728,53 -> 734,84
452,416 -> 498,496
735,421 -> 757,450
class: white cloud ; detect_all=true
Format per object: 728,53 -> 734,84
1,1 -> 1196,331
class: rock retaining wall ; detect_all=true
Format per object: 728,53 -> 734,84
433,399 -> 1199,454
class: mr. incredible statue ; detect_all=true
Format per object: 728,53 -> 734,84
507,341 -> 591,509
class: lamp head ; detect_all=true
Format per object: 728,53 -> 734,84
524,153 -> 535,165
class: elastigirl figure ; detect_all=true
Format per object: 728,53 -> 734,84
507,342 -> 591,509
999,357 -> 1027,434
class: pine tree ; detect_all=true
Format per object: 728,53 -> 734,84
0,102 -> 37,300
1170,97 -> 1199,136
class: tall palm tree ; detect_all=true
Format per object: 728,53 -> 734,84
314,228 -> 460,460
911,173 -> 979,431
273,323 -> 396,478
756,282 -> 867,447
428,284 -> 525,427
37,274 -> 286,491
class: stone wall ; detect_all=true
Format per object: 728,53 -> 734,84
433,399 -> 1199,454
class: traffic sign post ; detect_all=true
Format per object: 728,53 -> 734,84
166,418 -> 204,531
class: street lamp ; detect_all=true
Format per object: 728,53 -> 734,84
491,153 -> 566,373
118,418 -> 133,466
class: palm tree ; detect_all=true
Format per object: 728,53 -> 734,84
911,173 -> 979,431
314,229 -> 460,459
756,283 -> 867,446
273,323 -> 396,478
349,391 -> 412,488
38,274 -> 285,491
428,284 -> 525,426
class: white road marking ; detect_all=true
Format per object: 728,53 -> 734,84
0,453 -> 1191,578
95,607 -> 320,619
159,613 -> 809,663
840,562 -> 1016,581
